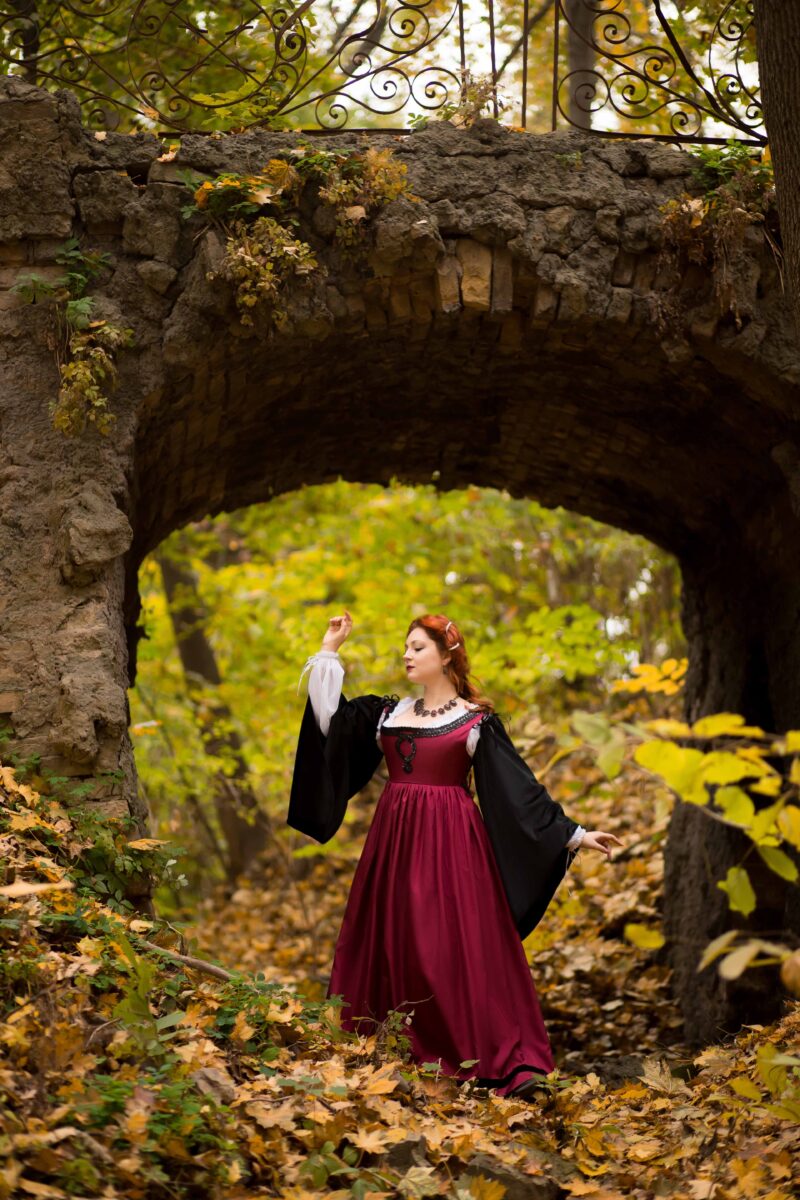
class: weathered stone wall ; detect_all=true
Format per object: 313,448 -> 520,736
1,77 -> 799,1042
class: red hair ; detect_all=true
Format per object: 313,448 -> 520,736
405,614 -> 495,713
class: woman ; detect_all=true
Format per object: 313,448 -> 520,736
288,611 -> 622,1099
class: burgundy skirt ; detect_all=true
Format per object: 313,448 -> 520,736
326,758 -> 556,1096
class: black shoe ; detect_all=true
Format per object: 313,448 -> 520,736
509,1075 -> 542,1100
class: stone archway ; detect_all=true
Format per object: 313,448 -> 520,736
1,77 -> 799,1044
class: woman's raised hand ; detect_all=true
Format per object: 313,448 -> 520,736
579,831 -> 624,861
321,610 -> 353,653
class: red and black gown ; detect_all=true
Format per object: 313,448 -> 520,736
288,690 -> 582,1096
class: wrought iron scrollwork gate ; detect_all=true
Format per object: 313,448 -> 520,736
0,0 -> 765,143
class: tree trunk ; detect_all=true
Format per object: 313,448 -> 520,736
157,552 -> 273,883
664,539 -> 800,1046
566,0 -> 594,129
755,0 -> 800,335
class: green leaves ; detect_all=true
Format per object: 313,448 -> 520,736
110,932 -> 187,1057
689,141 -> 773,196
12,242 -> 111,314
64,296 -> 95,330
486,603 -> 629,697
10,271 -> 67,304
12,237 -> 130,436
756,1042 -> 800,1098
571,709 -> 627,779
132,479 -> 681,902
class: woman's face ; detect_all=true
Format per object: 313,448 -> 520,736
403,626 -> 448,685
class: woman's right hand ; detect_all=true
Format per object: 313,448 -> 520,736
580,831 -> 624,861
321,610 -> 353,653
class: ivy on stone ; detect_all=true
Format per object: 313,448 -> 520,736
54,322 -> 135,437
180,144 -> 410,327
12,237 -> 134,437
215,216 -> 319,327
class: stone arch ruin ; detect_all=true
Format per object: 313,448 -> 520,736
1,78 -> 799,1043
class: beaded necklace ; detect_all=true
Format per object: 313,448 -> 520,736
413,695 -> 459,718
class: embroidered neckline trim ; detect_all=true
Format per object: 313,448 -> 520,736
381,709 -> 485,736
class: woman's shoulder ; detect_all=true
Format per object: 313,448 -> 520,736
470,706 -> 507,736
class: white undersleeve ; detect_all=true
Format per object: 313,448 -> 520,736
297,649 -> 344,738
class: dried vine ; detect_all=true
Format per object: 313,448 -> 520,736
654,143 -> 781,336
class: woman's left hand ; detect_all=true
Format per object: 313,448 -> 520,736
579,831 -> 624,860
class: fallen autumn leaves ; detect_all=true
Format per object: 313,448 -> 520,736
0,757 -> 798,1199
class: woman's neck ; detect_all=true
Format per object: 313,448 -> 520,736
421,684 -> 460,708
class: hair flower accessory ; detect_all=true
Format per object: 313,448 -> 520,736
444,620 -> 460,650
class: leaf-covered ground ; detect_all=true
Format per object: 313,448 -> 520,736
1,751 -> 798,1200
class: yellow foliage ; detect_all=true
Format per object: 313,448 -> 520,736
2,695 -> 799,1200
0,879 -> 74,898
691,712 -> 767,739
468,1176 -> 508,1200
777,805 -> 800,848
612,658 -> 687,695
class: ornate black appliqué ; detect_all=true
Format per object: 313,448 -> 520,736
395,734 -> 417,774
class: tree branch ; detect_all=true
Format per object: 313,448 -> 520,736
498,0 -> 555,78
140,938 -> 235,982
